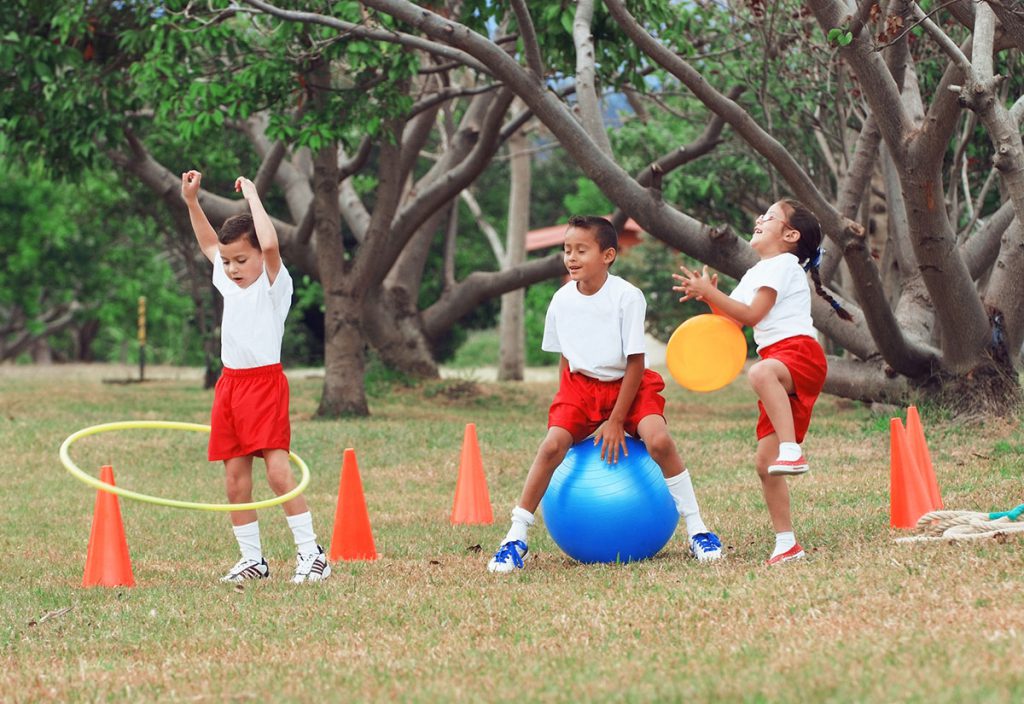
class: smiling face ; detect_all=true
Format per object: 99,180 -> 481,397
750,201 -> 800,258
563,225 -> 616,294
219,238 -> 264,289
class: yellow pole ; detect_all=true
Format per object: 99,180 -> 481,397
137,296 -> 146,382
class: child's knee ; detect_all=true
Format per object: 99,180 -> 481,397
747,361 -> 772,389
644,431 -> 677,463
537,435 -> 569,465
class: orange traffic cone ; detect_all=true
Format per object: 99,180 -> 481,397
329,448 -> 378,561
905,406 -> 943,510
450,423 -> 493,525
82,465 -> 135,588
889,419 -> 934,528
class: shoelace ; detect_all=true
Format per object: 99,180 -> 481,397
494,540 -> 527,568
692,533 -> 721,551
295,552 -> 320,575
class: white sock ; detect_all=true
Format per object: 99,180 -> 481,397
232,520 -> 262,562
772,531 -> 797,558
286,511 -> 318,555
502,506 -> 535,545
777,442 -> 802,462
665,471 -> 708,538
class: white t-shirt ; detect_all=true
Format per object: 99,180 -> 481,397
542,274 -> 648,381
213,261 -> 293,369
729,253 -> 815,351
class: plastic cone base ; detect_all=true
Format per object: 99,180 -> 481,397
329,449 -> 378,561
450,423 -> 493,525
82,465 -> 135,588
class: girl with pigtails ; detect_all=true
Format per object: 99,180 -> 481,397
673,198 -> 852,565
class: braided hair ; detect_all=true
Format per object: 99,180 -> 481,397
780,198 -> 853,321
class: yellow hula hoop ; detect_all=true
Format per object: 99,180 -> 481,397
59,420 -> 310,512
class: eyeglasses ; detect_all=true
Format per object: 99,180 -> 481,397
756,212 -> 794,230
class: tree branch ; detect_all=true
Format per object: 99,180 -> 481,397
511,0 -> 544,78
573,0 -> 613,157
239,0 -> 492,75
610,85 -> 744,230
422,254 -> 565,340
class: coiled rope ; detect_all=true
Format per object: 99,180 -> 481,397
895,504 -> 1024,543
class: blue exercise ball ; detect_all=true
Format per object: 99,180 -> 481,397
540,437 -> 679,564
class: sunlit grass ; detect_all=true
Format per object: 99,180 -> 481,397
2,365 -> 1023,702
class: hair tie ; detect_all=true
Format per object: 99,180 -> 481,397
803,247 -> 824,272
829,298 -> 843,312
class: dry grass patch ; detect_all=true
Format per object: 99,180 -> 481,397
2,366 -> 1023,702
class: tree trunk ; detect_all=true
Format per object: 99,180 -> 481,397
366,210 -> 444,378
498,127 -> 530,381
310,59 -> 370,416
320,282 -> 370,416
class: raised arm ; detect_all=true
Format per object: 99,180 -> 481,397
235,176 -> 282,283
673,264 -> 775,328
181,170 -> 219,263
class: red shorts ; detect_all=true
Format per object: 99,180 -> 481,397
208,363 -> 291,461
755,336 -> 827,443
549,367 -> 667,443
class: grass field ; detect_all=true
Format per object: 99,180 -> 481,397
2,364 -> 1023,703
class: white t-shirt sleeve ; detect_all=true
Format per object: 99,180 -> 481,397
541,298 -> 560,354
267,264 -> 293,323
746,256 -> 789,296
620,288 -> 647,357
729,254 -> 814,351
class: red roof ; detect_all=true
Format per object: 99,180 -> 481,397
526,218 -> 644,252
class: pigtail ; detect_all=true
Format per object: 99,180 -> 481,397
781,197 -> 855,323
807,258 -> 854,321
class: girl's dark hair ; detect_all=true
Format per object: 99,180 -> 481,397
780,198 -> 853,322
567,215 -> 619,253
219,214 -> 261,250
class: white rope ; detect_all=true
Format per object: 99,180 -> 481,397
894,510 -> 1024,543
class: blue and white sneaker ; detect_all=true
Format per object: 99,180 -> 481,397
689,532 -> 723,562
487,540 -> 528,573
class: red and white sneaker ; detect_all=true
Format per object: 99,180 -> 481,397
767,456 -> 809,475
766,544 -> 806,565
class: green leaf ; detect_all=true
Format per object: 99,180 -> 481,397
560,10 -> 574,36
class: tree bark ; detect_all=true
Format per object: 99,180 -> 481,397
498,126 -> 530,381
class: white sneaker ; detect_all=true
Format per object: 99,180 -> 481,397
487,540 -> 528,573
689,532 -> 723,562
220,557 -> 269,583
292,545 -> 331,583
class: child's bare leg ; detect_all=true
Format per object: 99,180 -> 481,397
637,416 -> 718,557
488,427 -> 573,572
225,456 -> 257,526
755,435 -> 792,531
264,448 -> 309,516
265,448 -> 322,561
223,456 -> 267,573
749,359 -> 808,474
635,415 -> 684,478
748,360 -> 795,442
516,427 -> 575,513
756,434 -> 804,562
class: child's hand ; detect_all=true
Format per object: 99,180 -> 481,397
672,264 -> 718,302
593,420 -> 627,464
234,176 -> 258,200
181,170 -> 202,202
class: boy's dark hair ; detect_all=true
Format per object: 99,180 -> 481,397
567,215 -> 618,253
781,198 -> 853,322
219,214 -> 260,250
